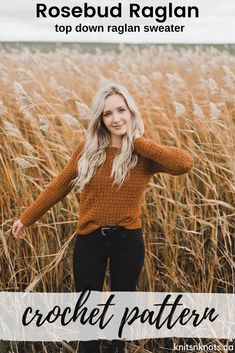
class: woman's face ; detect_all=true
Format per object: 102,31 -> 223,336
102,94 -> 131,140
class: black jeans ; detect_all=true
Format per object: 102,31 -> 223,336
73,227 -> 145,291
73,227 -> 145,352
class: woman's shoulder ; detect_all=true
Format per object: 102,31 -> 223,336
77,138 -> 86,150
71,138 -> 86,159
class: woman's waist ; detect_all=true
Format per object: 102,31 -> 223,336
76,214 -> 141,231
94,225 -> 142,237
76,225 -> 143,239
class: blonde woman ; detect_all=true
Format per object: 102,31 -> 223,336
12,82 -> 194,353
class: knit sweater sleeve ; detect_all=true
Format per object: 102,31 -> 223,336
133,137 -> 193,175
19,141 -> 84,227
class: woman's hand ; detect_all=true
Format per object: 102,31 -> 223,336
12,219 -> 26,239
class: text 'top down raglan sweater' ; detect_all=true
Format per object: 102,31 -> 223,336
20,137 -> 194,235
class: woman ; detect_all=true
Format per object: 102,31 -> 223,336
12,82 -> 193,353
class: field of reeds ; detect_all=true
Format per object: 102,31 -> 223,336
0,43 -> 234,353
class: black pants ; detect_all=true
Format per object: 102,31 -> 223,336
73,227 -> 145,291
73,227 -> 145,351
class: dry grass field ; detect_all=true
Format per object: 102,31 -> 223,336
0,43 -> 234,352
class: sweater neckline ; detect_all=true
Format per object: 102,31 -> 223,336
106,146 -> 120,150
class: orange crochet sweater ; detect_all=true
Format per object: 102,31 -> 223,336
20,137 -> 193,235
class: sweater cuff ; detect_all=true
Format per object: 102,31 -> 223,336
19,216 -> 31,227
20,212 -> 38,227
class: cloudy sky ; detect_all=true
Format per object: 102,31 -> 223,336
0,0 -> 234,43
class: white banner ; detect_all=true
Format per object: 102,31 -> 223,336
0,290 -> 234,341
0,0 -> 234,42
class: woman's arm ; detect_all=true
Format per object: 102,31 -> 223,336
133,136 -> 193,175
19,141 -> 84,227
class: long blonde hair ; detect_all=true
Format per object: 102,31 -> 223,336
72,82 -> 144,192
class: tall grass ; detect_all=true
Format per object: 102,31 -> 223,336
0,44 -> 234,352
